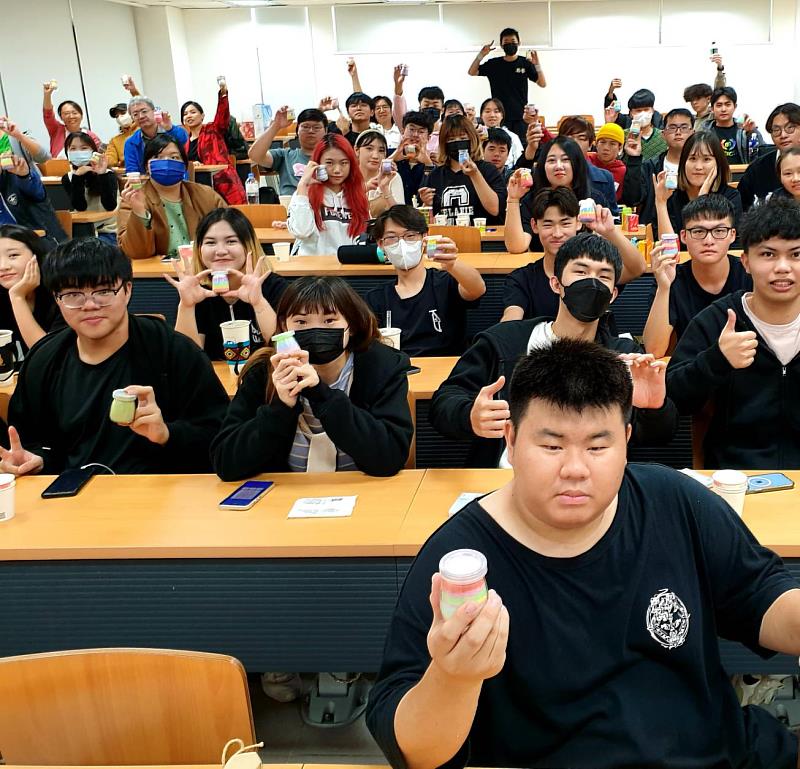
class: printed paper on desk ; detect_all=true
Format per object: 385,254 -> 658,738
449,492 -> 483,517
288,495 -> 358,518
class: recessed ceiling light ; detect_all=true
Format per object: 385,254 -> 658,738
228,0 -> 271,5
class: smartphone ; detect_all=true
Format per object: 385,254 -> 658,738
407,366 -> 421,375
219,480 -> 275,510
746,473 -> 795,494
41,467 -> 97,499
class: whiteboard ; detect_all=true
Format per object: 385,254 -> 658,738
441,3 -> 550,49
551,0 -> 660,48
661,0 -> 771,45
335,5 -> 441,53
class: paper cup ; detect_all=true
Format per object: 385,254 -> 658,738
0,474 -> 15,522
473,217 -> 486,233
273,242 -> 291,262
433,214 -> 448,226
455,214 -> 471,227
711,469 -> 748,516
220,320 -> 251,376
379,327 -> 401,349
0,330 -> 15,386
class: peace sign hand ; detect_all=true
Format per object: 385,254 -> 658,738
0,425 -> 44,476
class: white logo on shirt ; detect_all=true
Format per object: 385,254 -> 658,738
429,309 -> 442,333
646,588 -> 690,649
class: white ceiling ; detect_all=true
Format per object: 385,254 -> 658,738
105,0 -> 554,8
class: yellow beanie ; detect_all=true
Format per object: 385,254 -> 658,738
596,122 -> 625,145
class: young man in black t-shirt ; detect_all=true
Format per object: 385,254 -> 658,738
644,194 -> 752,357
369,338 -> 800,769
468,27 -> 547,143
390,111 -> 436,207
709,86 -> 764,164
365,205 -> 485,356
1,239 -> 229,475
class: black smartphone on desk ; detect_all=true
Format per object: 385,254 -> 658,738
41,467 -> 97,499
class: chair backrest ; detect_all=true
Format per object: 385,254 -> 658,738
233,203 -> 288,227
0,647 -> 255,765
38,159 -> 70,177
428,224 -> 481,254
55,210 -> 73,238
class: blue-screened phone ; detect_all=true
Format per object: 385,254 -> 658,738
746,473 -> 795,494
219,480 -> 275,510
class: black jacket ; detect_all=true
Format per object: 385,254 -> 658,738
667,290 -> 800,469
738,147 -> 779,211
61,170 -> 118,212
211,340 -> 414,480
430,316 -> 679,467
0,171 -> 66,248
619,153 -> 664,212
9,314 -> 229,474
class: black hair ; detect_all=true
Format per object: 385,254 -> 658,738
508,338 -> 633,429
402,110 -> 434,133
681,193 -> 736,227
43,237 -> 133,295
739,196 -> 800,252
777,147 -> 800,174
346,92 -> 375,110
683,84 -> 712,102
57,100 -> 83,119
530,187 -> 579,220
354,129 -> 387,152
297,108 -> 327,127
195,208 -> 260,264
480,97 -> 506,122
665,108 -> 694,124
371,204 -> 428,240
533,136 -> 590,201
711,87 -> 738,107
558,115 -> 596,143
627,89 -> 655,110
0,225 -> 50,263
678,132 -> 730,191
64,131 -> 98,154
485,127 -> 511,150
373,95 -> 394,125
180,100 -> 204,121
499,27 -> 520,41
418,86 -> 445,104
766,103 -> 800,133
554,232 -> 622,283
443,99 -> 465,116
143,133 -> 188,166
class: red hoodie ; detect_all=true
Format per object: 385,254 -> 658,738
588,153 -> 626,201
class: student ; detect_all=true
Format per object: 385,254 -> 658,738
210,276 -> 414,479
367,338 -> 800,769
587,122 -> 627,202
373,96 -> 401,150
468,27 -> 546,142
708,87 -> 764,164
482,128 -> 514,182
649,131 -> 742,242
443,100 -> 465,118
164,208 -> 288,359
390,79 -> 445,155
503,186 -> 645,320
558,117 -> 617,210
774,147 -> 800,202
603,83 -> 663,131
418,115 -> 506,226
180,80 -> 247,205
682,54 -> 728,129
61,131 -> 118,243
430,233 -> 676,468
118,135 -> 226,260
643,194 -> 752,357
105,103 -> 136,169
366,205 -> 485,356
478,99 -> 523,166
0,116 -> 50,166
667,197 -> 800,468
739,103 -> 800,210
287,133 -> 369,256
354,129 -> 404,218
390,111 -> 435,206
41,82 -> 102,158
248,107 -> 327,196
0,225 -> 61,359
338,92 -> 375,146
124,97 -> 189,175
3,238 -> 228,476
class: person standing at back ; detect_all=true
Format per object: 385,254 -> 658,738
468,28 -> 547,144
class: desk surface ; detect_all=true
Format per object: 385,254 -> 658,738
255,227 -> 295,244
71,209 -> 117,223
0,471 -> 425,561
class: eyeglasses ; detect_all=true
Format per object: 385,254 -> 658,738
381,233 -> 423,247
664,125 -> 693,134
56,284 -> 125,309
685,226 -> 733,240
769,123 -> 798,138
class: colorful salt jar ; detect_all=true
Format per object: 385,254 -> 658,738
127,172 -> 143,190
578,198 -> 597,224
426,235 -> 441,258
272,330 -> 302,354
405,144 -> 417,160
0,154 -> 13,169
518,168 -> 533,188
381,159 -> 393,175
400,64 -> 409,76
109,389 -> 136,425
315,166 -> 329,182
286,107 -> 296,122
439,549 -> 489,619
458,149 -> 469,165
665,170 -> 678,190
212,271 -> 229,293
661,233 -> 679,257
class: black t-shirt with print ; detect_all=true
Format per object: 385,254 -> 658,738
712,124 -> 740,160
427,161 -> 507,226
194,272 -> 289,359
477,56 -> 539,121
365,268 -> 479,356
367,462 -> 799,769
502,259 -> 558,318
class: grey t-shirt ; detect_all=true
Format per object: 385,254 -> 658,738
268,147 -> 311,194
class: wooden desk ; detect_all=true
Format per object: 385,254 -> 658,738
255,227 -> 295,244
41,175 -> 62,185
405,357 -> 457,469
481,225 -> 505,242
212,361 -> 238,396
71,209 -> 116,224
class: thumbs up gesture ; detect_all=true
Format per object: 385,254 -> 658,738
469,376 -> 509,439
718,309 -> 758,369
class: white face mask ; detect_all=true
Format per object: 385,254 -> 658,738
117,114 -> 133,128
385,239 -> 423,271
635,110 -> 653,127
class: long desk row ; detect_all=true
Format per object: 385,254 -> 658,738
1,469 -> 798,674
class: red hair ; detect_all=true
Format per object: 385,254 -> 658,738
308,133 -> 369,238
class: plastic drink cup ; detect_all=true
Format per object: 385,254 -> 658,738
712,469 -> 748,516
458,149 -> 469,165
439,549 -> 488,619
315,166 -> 328,182
109,389 -> 137,425
381,159 -> 393,174
665,170 -> 678,190
473,217 -> 487,233
220,320 -> 251,376
455,213 -> 471,227
0,474 -> 16,522
211,271 -> 229,293
272,330 -> 302,354
661,233 -> 679,257
578,198 -> 597,224
273,242 -> 291,262
518,168 -> 533,188
379,327 -> 401,349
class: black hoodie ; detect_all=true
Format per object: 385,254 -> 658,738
737,146 -> 779,211
430,316 -> 679,467
667,290 -> 800,469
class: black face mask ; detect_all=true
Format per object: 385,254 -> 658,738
502,43 -> 518,56
422,107 -> 441,124
293,327 -> 346,365
446,139 -> 471,161
561,278 -> 612,322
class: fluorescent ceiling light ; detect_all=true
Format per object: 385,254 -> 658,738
229,0 -> 272,5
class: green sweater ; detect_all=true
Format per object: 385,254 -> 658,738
623,127 -> 668,163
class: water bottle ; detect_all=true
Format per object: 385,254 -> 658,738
747,134 -> 759,163
245,173 -> 259,205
